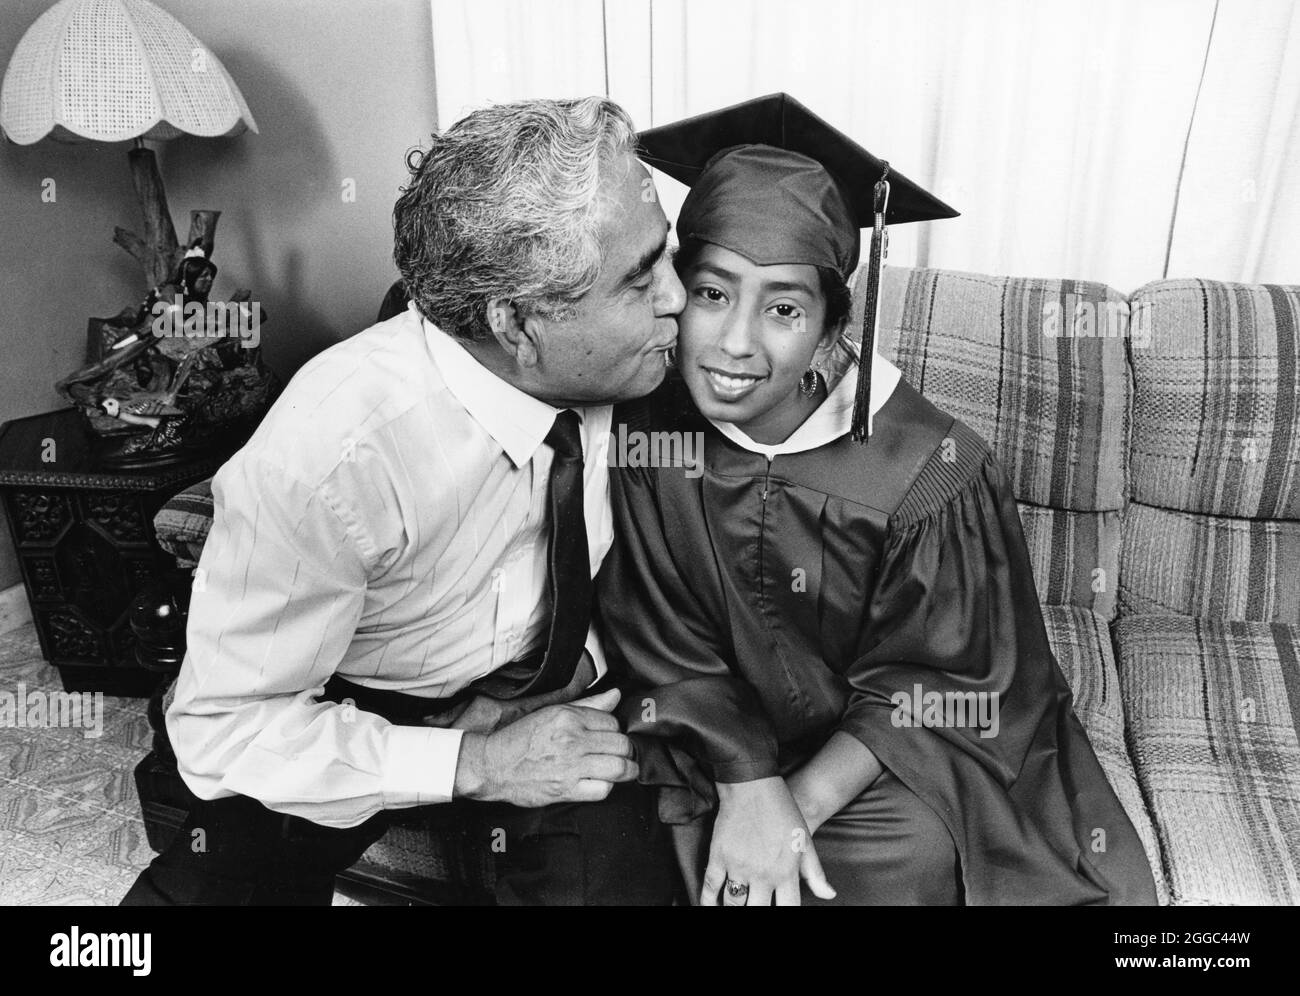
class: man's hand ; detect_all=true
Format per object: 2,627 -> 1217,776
701,777 -> 836,907
452,688 -> 638,807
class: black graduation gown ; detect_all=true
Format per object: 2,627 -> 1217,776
600,375 -> 1157,906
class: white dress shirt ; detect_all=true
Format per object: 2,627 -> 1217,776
167,302 -> 614,828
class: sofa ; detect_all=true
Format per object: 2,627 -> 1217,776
872,265 -> 1300,905
134,265 -> 1300,905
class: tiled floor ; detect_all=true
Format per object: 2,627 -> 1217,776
0,624 -> 157,904
0,624 -> 357,905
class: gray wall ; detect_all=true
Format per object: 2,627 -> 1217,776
0,0 -> 439,589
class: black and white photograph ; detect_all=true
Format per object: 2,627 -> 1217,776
0,0 -> 1295,951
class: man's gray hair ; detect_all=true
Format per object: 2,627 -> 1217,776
393,96 -> 638,341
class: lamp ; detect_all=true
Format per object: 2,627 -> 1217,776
0,0 -> 258,288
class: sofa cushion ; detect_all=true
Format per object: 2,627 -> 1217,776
1120,501 -> 1300,623
1041,604 -> 1168,903
1018,505 -> 1120,621
1127,279 -> 1300,519
1116,614 -> 1300,904
153,477 -> 214,568
867,265 -> 1130,512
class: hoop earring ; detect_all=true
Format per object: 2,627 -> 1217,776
799,368 -> 819,398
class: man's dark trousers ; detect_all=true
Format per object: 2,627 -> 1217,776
121,675 -> 679,906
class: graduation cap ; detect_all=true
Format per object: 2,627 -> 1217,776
638,93 -> 958,443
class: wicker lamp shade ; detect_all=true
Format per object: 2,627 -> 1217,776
0,0 -> 258,146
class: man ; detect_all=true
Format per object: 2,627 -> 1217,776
123,96 -> 686,905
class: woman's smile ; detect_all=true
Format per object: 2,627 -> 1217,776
701,365 -> 768,402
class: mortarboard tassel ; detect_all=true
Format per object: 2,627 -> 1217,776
851,163 -> 890,443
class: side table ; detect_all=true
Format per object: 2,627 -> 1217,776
0,409 -> 237,695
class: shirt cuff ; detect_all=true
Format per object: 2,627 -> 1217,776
379,723 -> 465,808
583,624 -> 608,688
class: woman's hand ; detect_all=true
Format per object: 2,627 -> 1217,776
786,769 -> 833,837
702,777 -> 836,906
785,731 -> 884,837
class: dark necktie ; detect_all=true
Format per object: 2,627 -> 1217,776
476,409 -> 593,699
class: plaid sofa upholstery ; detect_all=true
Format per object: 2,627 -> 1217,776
1116,616 -> 1300,904
1126,280 -> 1300,521
1120,503 -> 1300,620
152,478 -> 214,569
1117,279 -> 1300,905
874,267 -> 1130,511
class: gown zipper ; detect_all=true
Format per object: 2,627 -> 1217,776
758,456 -> 773,595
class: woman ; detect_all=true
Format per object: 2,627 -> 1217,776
600,95 -> 1157,906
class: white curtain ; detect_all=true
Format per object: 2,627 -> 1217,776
430,0 -> 1298,292
1164,0 -> 1300,285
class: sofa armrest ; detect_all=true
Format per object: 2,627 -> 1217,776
153,477 -> 215,568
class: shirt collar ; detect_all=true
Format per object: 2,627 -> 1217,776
707,339 -> 902,459
419,305 -> 567,468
